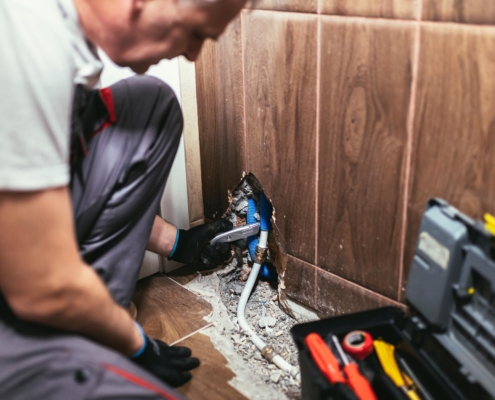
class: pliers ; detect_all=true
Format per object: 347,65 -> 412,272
209,222 -> 260,245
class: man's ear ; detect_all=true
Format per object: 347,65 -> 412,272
132,0 -> 146,12
131,0 -> 146,21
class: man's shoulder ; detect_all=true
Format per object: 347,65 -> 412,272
1,0 -> 102,89
1,0 -> 74,55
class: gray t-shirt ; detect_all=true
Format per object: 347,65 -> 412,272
0,0 -> 102,190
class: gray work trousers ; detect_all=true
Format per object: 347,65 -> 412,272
0,76 -> 186,400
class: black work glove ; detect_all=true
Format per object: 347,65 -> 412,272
168,219 -> 233,269
132,334 -> 200,387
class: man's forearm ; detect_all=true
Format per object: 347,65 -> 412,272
0,188 -> 143,357
17,264 -> 144,356
146,216 -> 177,257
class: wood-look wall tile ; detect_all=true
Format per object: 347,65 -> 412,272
248,0 -> 317,13
318,17 -> 415,299
195,16 -> 246,221
243,11 -> 318,264
283,256 -> 317,309
319,0 -> 420,20
403,24 -> 495,297
422,0 -> 495,24
317,268 -> 406,316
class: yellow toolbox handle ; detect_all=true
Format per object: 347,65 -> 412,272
484,213 -> 495,236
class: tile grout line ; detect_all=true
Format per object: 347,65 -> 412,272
169,322 -> 215,346
314,16 -> 322,310
164,274 -> 209,298
240,11 -> 249,173
161,275 -> 216,345
246,8 -> 495,30
288,254 -> 405,307
397,3 -> 423,300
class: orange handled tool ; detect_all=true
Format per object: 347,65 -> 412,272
332,335 -> 377,400
305,333 -> 346,384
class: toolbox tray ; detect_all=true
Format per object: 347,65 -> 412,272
292,199 -> 495,400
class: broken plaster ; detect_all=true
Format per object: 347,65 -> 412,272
186,273 -> 287,400
223,173 -> 319,324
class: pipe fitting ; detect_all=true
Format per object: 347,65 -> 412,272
254,245 -> 268,264
261,345 -> 276,362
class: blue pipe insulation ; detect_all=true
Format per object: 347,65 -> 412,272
247,193 -> 277,280
259,192 -> 272,231
246,197 -> 258,258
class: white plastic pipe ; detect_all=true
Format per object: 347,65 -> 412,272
237,259 -> 266,350
237,230 -> 299,377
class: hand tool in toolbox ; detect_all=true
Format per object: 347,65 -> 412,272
331,335 -> 377,400
373,340 -> 420,400
340,331 -> 410,400
305,333 -> 359,400
395,351 -> 435,400
209,222 -> 260,245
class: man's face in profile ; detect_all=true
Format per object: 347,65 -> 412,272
99,0 -> 246,73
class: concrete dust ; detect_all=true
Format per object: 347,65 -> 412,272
182,173 -> 302,399
186,273 -> 293,400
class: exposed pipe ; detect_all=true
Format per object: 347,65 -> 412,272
246,194 -> 277,280
237,194 -> 299,378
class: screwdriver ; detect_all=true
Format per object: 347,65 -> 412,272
331,335 -> 377,400
305,333 -> 346,384
305,333 -> 358,400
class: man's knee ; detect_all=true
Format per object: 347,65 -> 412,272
119,75 -> 181,116
112,75 -> 183,150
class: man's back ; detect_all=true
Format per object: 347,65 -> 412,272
0,0 -> 101,191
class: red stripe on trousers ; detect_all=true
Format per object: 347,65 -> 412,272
99,87 -> 117,123
102,363 -> 180,400
91,87 -> 117,138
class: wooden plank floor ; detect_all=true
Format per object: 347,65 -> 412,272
176,332 -> 248,400
132,274 -> 212,344
165,264 -> 201,286
132,274 -> 247,400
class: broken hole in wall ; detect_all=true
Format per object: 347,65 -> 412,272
222,173 -> 279,280
221,173 -> 315,322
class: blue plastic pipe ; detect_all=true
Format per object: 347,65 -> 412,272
247,193 -> 277,279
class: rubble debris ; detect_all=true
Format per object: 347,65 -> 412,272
189,173 -> 301,399
185,273 -> 287,400
217,263 -> 236,277
233,284 -> 244,295
217,258 -> 301,399
259,316 -> 277,328
270,370 -> 283,383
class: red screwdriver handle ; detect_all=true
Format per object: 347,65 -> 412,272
343,363 -> 377,400
305,333 -> 346,384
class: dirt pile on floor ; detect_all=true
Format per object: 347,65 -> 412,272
218,264 -> 301,399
